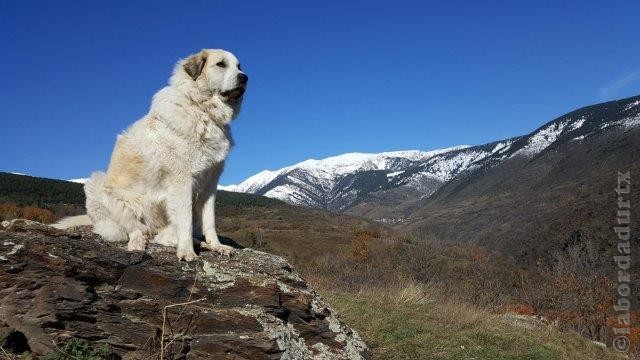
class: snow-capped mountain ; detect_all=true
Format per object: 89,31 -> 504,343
223,95 -> 640,214
219,139 -> 527,212
220,146 -> 492,211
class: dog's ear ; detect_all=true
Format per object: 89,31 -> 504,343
183,51 -> 208,80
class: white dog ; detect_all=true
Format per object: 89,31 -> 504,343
82,49 -> 247,261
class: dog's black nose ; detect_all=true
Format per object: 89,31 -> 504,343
237,73 -> 248,84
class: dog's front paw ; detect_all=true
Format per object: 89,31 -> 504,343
176,247 -> 198,262
201,242 -> 235,256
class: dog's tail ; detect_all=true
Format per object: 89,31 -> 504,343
51,214 -> 91,229
83,171 -> 128,242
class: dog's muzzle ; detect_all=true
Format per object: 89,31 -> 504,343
221,73 -> 248,102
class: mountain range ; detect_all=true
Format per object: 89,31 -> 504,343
221,95 -> 640,225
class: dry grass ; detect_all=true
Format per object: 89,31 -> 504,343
298,232 -> 635,359
321,282 -> 626,360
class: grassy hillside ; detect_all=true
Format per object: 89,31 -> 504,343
217,191 -> 387,264
303,235 -> 638,358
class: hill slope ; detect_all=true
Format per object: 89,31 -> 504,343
404,95 -> 640,267
0,172 -> 85,206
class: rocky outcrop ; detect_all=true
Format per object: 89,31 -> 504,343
0,219 -> 369,359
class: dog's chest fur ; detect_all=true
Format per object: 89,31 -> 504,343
147,87 -> 234,179
158,117 -> 231,180
186,121 -> 231,176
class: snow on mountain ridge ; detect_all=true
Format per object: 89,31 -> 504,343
221,169 -> 280,193
220,145 -> 470,191
217,145 -> 478,208
624,100 -> 640,111
423,149 -> 492,181
567,117 -> 586,132
510,115 -> 589,158
513,120 -> 570,157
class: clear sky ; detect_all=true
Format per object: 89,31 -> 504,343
1,0 -> 639,185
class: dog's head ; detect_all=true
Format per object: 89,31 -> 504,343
177,49 -> 248,107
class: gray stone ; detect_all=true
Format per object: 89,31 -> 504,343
0,219 -> 370,359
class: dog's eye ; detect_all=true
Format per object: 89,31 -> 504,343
237,64 -> 242,71
216,61 -> 226,68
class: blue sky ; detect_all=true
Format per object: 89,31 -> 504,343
1,1 -> 639,185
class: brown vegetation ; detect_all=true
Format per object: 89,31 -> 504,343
303,232 -> 524,307
349,229 -> 377,263
0,203 -> 55,223
520,238 -> 638,354
293,229 -> 636,358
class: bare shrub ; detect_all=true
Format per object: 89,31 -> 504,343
349,229 -> 377,263
304,230 -> 520,309
0,203 -> 55,223
522,238 -> 616,343
235,227 -> 267,249
0,203 -> 20,221
21,206 -> 55,223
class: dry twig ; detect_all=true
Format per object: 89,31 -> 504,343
160,272 -> 204,360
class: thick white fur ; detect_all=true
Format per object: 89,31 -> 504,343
83,49 -> 246,261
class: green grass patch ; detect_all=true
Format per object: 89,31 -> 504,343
43,339 -> 111,360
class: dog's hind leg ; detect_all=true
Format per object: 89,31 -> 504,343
127,229 -> 148,251
85,172 -> 128,242
153,225 -> 178,247
94,220 -> 128,242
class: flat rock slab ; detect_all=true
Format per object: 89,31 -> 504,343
0,219 -> 370,359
